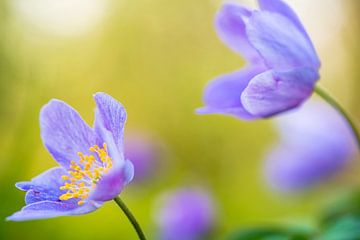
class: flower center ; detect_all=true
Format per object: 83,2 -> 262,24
59,143 -> 113,205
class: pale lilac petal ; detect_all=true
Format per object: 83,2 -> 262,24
258,0 -> 320,68
197,66 -> 265,119
265,101 -> 356,192
88,127 -> 132,201
40,100 -> 100,168
258,0 -> 306,35
215,3 -> 262,63
90,160 -> 134,202
241,67 -> 319,117
93,92 -> 127,154
265,143 -> 349,192
155,188 -> 215,240
15,167 -> 67,204
275,101 -> 355,146
7,200 -> 100,221
246,11 -> 320,69
124,132 -> 161,181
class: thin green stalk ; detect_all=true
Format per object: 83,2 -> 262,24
114,196 -> 147,240
315,85 -> 360,149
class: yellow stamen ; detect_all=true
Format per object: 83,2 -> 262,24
59,143 -> 113,205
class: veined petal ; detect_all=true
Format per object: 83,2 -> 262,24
6,200 -> 100,221
215,3 -> 262,63
246,11 -> 320,69
258,0 -> 319,68
90,160 -> 134,202
258,0 -> 305,35
40,100 -> 100,168
94,92 -> 127,155
15,167 -> 67,204
241,67 -> 319,117
197,66 -> 265,120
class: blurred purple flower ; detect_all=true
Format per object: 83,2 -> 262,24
125,132 -> 159,181
7,93 -> 134,221
197,0 -> 320,120
265,101 -> 355,192
154,188 -> 215,240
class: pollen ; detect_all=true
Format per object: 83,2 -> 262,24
59,143 -> 113,205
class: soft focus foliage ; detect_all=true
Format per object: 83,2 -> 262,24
0,0 -> 359,239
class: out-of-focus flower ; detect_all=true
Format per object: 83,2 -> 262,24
265,101 -> 355,192
7,93 -> 134,221
125,132 -> 160,181
197,0 -> 320,120
154,188 -> 215,240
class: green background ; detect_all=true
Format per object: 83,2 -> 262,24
0,0 -> 359,239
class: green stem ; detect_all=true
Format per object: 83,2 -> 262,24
114,196 -> 147,240
314,85 -> 360,149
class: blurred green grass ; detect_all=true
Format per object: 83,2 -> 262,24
0,0 -> 359,239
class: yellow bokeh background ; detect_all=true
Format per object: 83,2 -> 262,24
0,0 -> 359,239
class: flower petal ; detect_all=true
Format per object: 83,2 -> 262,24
265,142 -> 351,192
258,0 -> 305,34
93,92 -> 127,154
246,11 -> 320,69
215,3 -> 262,63
7,200 -> 100,221
241,67 -> 319,117
197,66 -> 265,120
90,160 -> 134,202
15,167 -> 67,204
265,101 -> 355,192
40,100 -> 100,168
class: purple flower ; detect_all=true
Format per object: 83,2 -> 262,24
125,131 -> 159,181
7,93 -> 134,221
154,188 -> 215,240
197,0 -> 320,120
265,101 -> 355,192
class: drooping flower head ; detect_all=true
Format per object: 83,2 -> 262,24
154,188 -> 215,240
265,101 -> 356,192
7,93 -> 134,221
197,0 -> 320,120
125,131 -> 160,182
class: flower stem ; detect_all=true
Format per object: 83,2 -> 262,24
314,85 -> 360,149
114,196 -> 147,240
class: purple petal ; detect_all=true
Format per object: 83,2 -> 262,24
258,0 -> 305,35
93,92 -> 127,154
155,188 -> 215,240
15,167 -> 67,204
90,160 -> 134,202
257,0 -> 319,68
265,143 -> 349,192
40,100 -> 100,168
125,132 -> 159,181
215,3 -> 263,63
265,101 -> 355,192
241,67 -> 319,117
197,66 -> 266,120
246,11 -> 320,69
89,126 -> 132,201
7,200 -> 100,221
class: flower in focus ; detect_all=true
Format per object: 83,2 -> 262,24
7,93 -> 134,221
125,131 -> 160,181
265,101 -> 355,192
154,188 -> 215,240
197,0 -> 320,120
